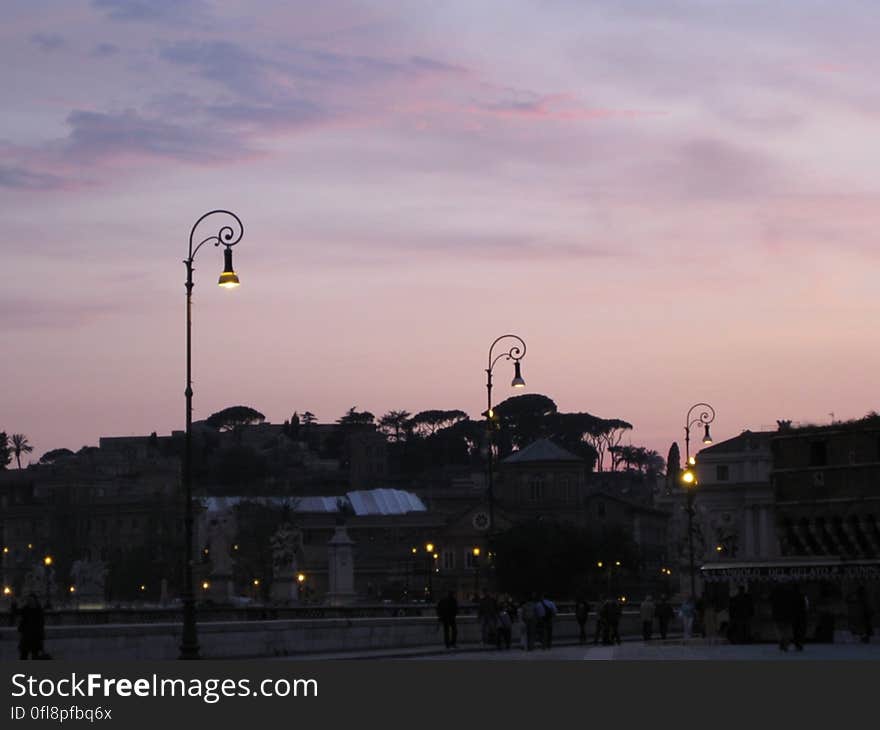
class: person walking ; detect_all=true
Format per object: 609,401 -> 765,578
702,595 -> 718,645
593,595 -> 608,645
656,594 -> 673,640
575,597 -> 591,644
478,591 -> 499,646
680,595 -> 696,642
516,599 -> 529,650
539,593 -> 557,650
609,596 -> 623,645
640,595 -> 656,641
521,595 -> 538,651
496,602 -> 513,650
436,590 -> 458,649
771,583 -> 794,652
791,584 -> 808,651
18,594 -> 45,660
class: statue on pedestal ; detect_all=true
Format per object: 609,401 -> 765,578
327,499 -> 357,606
70,560 -> 107,605
269,523 -> 305,604
206,513 -> 235,601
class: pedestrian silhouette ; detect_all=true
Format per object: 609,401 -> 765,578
18,594 -> 46,660
436,591 -> 458,648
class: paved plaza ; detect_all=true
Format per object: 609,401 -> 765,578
413,640 -> 880,661
280,638 -> 880,661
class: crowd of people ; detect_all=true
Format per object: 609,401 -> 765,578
436,584 -> 876,651
436,591 -> 559,651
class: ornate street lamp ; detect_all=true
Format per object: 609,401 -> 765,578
681,402 -> 716,599
180,210 -> 244,660
484,335 -> 526,534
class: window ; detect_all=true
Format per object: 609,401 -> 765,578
809,441 -> 827,467
528,476 -> 545,501
716,464 -> 729,481
464,550 -> 479,569
442,549 -> 455,570
597,501 -> 606,518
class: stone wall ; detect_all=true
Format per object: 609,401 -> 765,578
0,611 -> 647,660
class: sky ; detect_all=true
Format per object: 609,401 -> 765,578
4,0 -> 880,464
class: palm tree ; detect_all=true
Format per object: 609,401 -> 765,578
11,433 -> 33,469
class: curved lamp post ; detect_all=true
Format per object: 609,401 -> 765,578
180,210 -> 244,660
681,402 -> 715,599
484,335 -> 526,535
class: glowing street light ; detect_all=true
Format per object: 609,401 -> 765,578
180,210 -> 245,660
485,334 -> 527,538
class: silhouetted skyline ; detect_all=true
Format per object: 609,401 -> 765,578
4,2 -> 878,459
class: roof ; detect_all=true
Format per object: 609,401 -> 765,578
698,430 -> 774,456
204,488 -> 426,516
501,439 -> 583,465
347,489 -> 426,515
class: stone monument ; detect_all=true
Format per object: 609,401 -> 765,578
269,523 -> 304,604
69,559 -> 107,607
326,498 -> 356,606
206,512 -> 235,602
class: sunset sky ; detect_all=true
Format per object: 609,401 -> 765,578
4,1 -> 880,463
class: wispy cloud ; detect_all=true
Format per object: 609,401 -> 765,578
0,165 -> 67,191
0,296 -> 115,330
471,90 -> 659,122
29,33 -> 66,52
92,0 -> 205,23
63,109 -> 250,163
92,42 -> 120,58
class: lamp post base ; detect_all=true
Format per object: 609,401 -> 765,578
179,597 -> 200,660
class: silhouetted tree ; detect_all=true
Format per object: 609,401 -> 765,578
10,433 -> 33,469
408,409 -> 467,438
301,411 -> 317,426
337,407 -> 375,427
665,442 -> 681,495
378,410 -> 412,442
494,393 -> 558,453
603,419 -> 633,470
205,406 -> 266,431
0,432 -> 11,469
609,445 -> 665,476
39,448 -> 75,465
549,412 -> 602,468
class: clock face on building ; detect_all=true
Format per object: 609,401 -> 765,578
472,511 -> 490,531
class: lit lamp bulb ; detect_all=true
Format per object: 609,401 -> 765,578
681,466 -> 696,486
218,247 -> 240,288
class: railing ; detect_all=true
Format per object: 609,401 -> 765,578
4,601 -> 586,627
